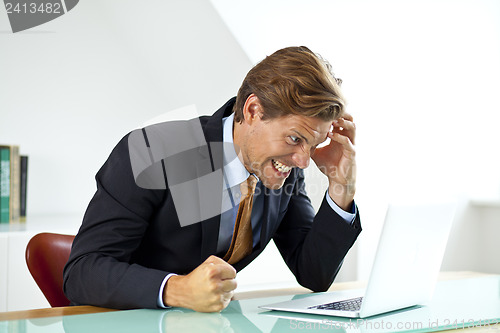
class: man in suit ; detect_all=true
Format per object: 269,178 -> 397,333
63,46 -> 361,312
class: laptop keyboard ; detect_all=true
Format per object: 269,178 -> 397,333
308,296 -> 363,312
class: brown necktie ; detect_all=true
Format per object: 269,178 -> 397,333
223,175 -> 258,264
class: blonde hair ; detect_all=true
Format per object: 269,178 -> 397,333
234,46 -> 345,123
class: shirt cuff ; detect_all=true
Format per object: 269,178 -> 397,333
157,273 -> 178,308
325,190 -> 356,224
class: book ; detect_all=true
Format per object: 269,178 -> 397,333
0,145 -> 21,223
20,155 -> 28,222
0,148 -> 10,223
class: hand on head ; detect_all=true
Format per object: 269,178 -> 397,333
312,112 -> 357,210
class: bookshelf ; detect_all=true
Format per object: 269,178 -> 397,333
0,144 -> 28,224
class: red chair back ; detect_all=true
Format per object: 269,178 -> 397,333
25,233 -> 75,307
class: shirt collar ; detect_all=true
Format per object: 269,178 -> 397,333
222,113 -> 251,188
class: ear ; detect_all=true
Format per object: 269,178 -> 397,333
242,93 -> 263,125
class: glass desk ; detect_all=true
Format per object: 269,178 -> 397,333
1,275 -> 499,332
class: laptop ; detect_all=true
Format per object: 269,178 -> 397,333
259,203 -> 456,318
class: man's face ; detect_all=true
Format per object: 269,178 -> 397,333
238,113 -> 332,190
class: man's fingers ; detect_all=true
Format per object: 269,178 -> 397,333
332,117 -> 356,145
176,256 -> 238,312
203,256 -> 237,280
221,290 -> 234,303
218,264 -> 237,280
204,255 -> 226,265
339,112 -> 354,122
220,278 -> 237,292
333,118 -> 355,132
329,132 -> 355,154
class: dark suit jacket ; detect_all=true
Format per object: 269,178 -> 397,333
63,98 -> 362,309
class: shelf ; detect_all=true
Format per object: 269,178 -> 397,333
0,214 -> 82,234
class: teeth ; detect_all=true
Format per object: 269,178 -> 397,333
272,159 -> 292,173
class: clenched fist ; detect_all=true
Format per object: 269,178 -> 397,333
163,255 -> 237,312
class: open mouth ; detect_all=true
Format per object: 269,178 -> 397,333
272,159 -> 292,174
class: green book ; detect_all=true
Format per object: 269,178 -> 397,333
0,148 -> 10,223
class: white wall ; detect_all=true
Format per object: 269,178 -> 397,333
211,0 -> 500,280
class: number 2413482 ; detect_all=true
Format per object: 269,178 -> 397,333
5,2 -> 62,14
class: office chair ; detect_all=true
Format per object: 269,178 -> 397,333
25,232 -> 75,307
